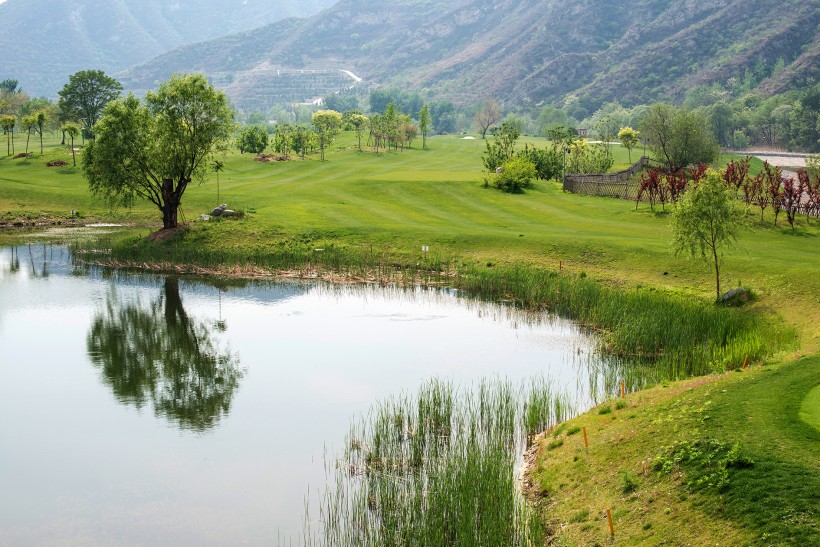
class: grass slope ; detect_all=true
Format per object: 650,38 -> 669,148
528,356 -> 820,545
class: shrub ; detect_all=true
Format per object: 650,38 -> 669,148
486,157 -> 537,193
621,471 -> 638,494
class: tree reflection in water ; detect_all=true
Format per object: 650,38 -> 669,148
87,277 -> 242,432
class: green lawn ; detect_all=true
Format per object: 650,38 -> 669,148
530,356 -> 820,545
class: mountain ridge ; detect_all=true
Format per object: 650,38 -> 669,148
0,0 -> 337,97
117,0 -> 819,113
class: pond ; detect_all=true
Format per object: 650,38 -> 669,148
0,244 -> 610,545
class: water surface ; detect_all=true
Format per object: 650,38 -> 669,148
0,244 -> 603,545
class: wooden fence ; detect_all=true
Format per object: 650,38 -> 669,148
562,157 -> 650,200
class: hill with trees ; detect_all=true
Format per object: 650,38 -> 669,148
0,0 -> 337,97
115,0 -> 819,116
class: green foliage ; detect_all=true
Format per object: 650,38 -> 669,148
671,171 -> 743,299
732,130 -> 751,149
237,125 -> 268,154
0,79 -> 20,94
481,121 -> 520,171
618,126 -> 640,162
641,103 -> 719,170
418,104 -> 431,148
654,439 -> 753,491
518,144 -> 562,180
312,109 -> 342,161
61,122 -> 81,165
485,156 -> 537,193
83,73 -> 234,229
57,70 -> 123,136
1,114 -> 16,155
620,470 -> 638,494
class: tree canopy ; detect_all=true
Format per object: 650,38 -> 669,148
312,109 -> 342,161
58,70 -> 123,137
83,73 -> 234,229
474,99 -> 502,139
641,104 -> 719,171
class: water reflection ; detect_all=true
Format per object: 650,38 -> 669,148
87,277 -> 243,432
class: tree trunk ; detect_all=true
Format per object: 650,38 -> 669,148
712,245 -> 721,301
160,178 -> 179,229
70,135 -> 76,166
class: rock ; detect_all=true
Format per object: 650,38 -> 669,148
221,209 -> 237,217
718,287 -> 751,305
199,214 -> 211,221
211,204 -> 228,216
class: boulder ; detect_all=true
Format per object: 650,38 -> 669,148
211,204 -> 228,216
718,287 -> 751,305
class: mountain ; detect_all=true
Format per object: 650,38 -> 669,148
117,0 -> 820,113
0,0 -> 338,97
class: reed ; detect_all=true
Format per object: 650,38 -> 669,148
308,378 -> 564,545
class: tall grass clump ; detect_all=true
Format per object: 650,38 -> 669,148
309,378 -> 568,545
453,264 -> 790,382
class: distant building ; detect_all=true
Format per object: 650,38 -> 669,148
577,128 -> 588,138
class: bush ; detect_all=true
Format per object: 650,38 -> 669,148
517,144 -> 562,180
485,157 -> 537,193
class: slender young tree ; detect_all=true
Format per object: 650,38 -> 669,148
671,170 -> 743,300
21,114 -> 36,155
62,122 -> 80,166
418,104 -> 431,149
618,126 -> 640,163
35,110 -> 48,154
1,115 -> 16,155
211,160 -> 225,204
349,113 -> 368,151
312,109 -> 342,161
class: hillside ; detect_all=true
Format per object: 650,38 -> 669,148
0,0 -> 337,97
117,0 -> 820,112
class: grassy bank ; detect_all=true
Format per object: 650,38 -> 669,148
528,355 -> 820,545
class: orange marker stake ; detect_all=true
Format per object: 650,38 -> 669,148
742,355 -> 748,369
583,426 -> 589,449
620,381 -> 626,398
607,509 -> 615,537
559,260 -> 563,272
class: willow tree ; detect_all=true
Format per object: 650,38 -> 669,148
83,74 -> 234,230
